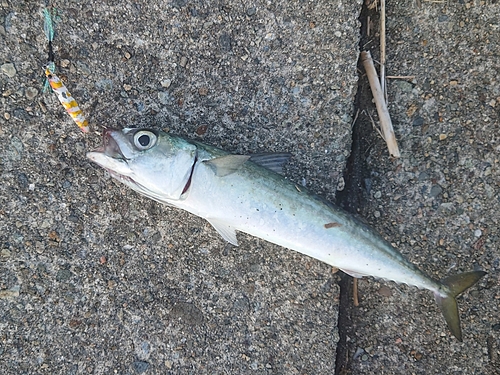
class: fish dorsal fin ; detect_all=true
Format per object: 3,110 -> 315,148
206,218 -> 239,246
249,153 -> 291,175
204,155 -> 250,177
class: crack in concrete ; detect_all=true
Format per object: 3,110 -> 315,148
334,2 -> 378,373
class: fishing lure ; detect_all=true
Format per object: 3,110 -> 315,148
42,8 -> 89,133
44,66 -> 89,132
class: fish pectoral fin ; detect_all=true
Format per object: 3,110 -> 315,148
204,155 -> 250,177
249,153 -> 291,175
207,218 -> 239,246
340,269 -> 368,278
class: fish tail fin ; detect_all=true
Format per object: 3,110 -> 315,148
434,270 -> 486,341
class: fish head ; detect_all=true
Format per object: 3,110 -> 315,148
87,128 -> 197,201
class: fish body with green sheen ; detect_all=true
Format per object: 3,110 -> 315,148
87,128 -> 485,341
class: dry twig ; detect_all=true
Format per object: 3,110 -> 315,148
380,0 -> 387,100
353,278 -> 359,307
367,110 -> 385,140
361,50 -> 401,158
386,75 -> 416,80
350,108 -> 360,129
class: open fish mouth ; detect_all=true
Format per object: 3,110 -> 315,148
87,128 -> 166,201
98,128 -> 127,160
87,129 -> 135,179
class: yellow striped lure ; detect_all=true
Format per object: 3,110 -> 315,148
43,8 -> 89,133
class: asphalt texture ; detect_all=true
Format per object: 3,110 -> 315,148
0,1 -> 498,374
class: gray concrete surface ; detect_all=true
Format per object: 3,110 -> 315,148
345,1 -> 499,374
1,1 -> 359,374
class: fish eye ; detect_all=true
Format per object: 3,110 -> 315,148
133,130 -> 157,151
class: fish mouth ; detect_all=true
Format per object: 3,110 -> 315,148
87,128 -> 134,178
87,128 -> 164,201
97,128 -> 127,160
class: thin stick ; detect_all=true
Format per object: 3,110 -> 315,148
380,0 -> 387,100
386,75 -> 416,80
350,108 -> 360,129
367,110 -> 384,140
361,51 -> 401,158
353,278 -> 359,307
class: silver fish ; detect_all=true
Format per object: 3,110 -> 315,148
87,128 -> 486,341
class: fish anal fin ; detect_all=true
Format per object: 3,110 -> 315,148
204,155 -> 250,177
249,153 -> 291,175
207,218 -> 239,246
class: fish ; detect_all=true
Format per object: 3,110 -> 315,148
87,127 -> 486,341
